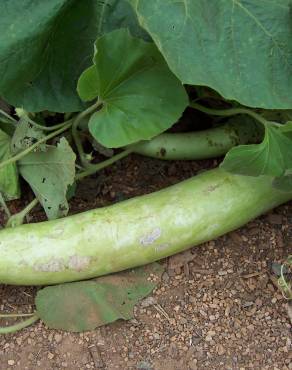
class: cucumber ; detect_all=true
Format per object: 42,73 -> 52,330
131,119 -> 262,160
0,168 -> 290,285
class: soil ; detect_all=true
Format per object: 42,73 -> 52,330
0,154 -> 291,370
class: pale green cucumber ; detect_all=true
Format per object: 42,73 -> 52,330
0,168 -> 290,286
131,119 -> 262,160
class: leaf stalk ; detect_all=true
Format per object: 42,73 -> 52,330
190,102 -> 268,127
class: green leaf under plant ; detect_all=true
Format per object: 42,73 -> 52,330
35,263 -> 163,332
130,0 -> 292,109
0,129 -> 20,200
221,124 -> 292,177
18,138 -> 76,219
77,28 -> 188,148
11,117 -> 45,154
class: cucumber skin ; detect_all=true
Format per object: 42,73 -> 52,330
0,168 -> 291,286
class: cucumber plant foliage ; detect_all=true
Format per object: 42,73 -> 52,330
0,0 -> 292,332
0,0 -> 291,213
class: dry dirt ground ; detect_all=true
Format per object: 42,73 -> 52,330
0,155 -> 291,370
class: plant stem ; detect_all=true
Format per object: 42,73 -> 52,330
0,109 -> 16,123
190,102 -> 268,127
0,121 -> 72,170
279,263 -> 292,300
71,100 -> 103,167
0,193 -> 11,218
27,116 -> 73,132
6,198 -> 39,228
0,314 -> 39,334
23,198 -> 39,215
0,313 -> 35,318
75,149 -> 132,180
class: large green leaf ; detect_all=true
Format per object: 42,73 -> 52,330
221,124 -> 292,177
0,129 -> 20,200
18,138 -> 76,219
35,263 -> 163,332
77,29 -> 188,148
130,0 -> 292,109
0,0 -> 145,112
